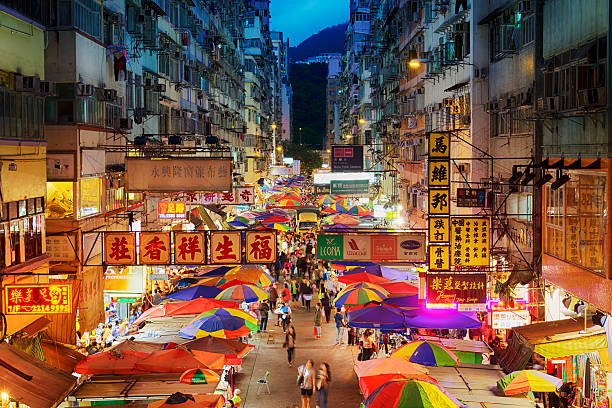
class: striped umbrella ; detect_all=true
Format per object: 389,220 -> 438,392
364,378 -> 465,408
225,266 -> 274,286
392,341 -> 459,367
322,203 -> 346,214
265,223 -> 291,232
497,370 -> 562,395
215,283 -> 268,303
179,368 -> 220,384
227,216 -> 250,227
179,308 -> 259,339
347,205 -> 373,216
317,194 -> 339,206
334,282 -> 389,307
277,198 -> 300,207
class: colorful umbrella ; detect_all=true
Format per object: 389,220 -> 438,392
225,266 -> 274,287
497,370 -> 563,395
347,205 -> 372,216
134,348 -> 225,372
75,349 -> 149,375
317,194 -> 339,206
338,272 -> 390,285
179,308 -> 259,339
179,368 -> 221,384
334,282 -> 389,307
322,204 -> 346,214
346,265 -> 417,281
325,213 -> 360,225
402,309 -> 482,329
346,304 -> 410,330
176,277 -> 201,289
197,265 -> 235,277
163,285 -> 222,301
363,378 -> 465,408
276,198 -> 300,207
182,337 -> 254,358
392,341 -> 459,367
378,281 -> 419,296
216,283 -> 268,303
148,393 -> 224,408
227,216 -> 250,227
133,297 -> 238,325
217,279 -> 261,290
264,223 -> 291,232
354,357 -> 431,398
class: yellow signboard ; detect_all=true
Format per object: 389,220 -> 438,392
428,188 -> 450,215
104,232 -> 136,265
429,217 -> 450,243
210,231 -> 242,264
428,132 -> 450,159
450,218 -> 490,266
429,245 -> 450,271
139,232 -> 171,265
429,161 -> 450,187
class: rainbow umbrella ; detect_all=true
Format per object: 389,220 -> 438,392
227,216 -> 250,227
276,198 -> 300,207
334,282 -> 389,307
225,266 -> 274,286
392,341 -> 459,367
497,370 -> 562,395
364,378 -> 465,408
215,284 -> 268,303
317,195 -> 339,206
179,308 -> 259,339
179,368 -> 220,384
347,205 -> 373,216
322,203 -> 346,214
265,223 -> 291,232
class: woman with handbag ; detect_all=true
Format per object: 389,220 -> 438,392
297,359 -> 316,408
284,325 -> 296,367
316,362 -> 331,408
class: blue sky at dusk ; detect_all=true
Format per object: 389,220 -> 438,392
270,0 -> 349,46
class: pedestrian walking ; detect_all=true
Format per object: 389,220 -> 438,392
258,300 -> 269,332
284,325 -> 296,367
361,329 -> 376,360
316,363 -> 331,408
277,302 -> 292,332
297,359 -> 316,408
303,280 -> 313,311
321,291 -> 332,323
269,284 -> 278,308
334,308 -> 346,345
313,303 -> 322,339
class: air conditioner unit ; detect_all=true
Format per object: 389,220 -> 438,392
578,87 -> 606,107
77,83 -> 94,96
152,83 -> 166,92
518,0 -> 532,13
104,89 -> 118,101
39,80 -> 56,96
18,75 -> 40,92
115,117 -> 133,130
144,78 -> 153,89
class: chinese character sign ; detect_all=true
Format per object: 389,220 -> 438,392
210,231 -> 242,264
139,232 -> 170,264
245,231 -> 277,263
235,187 -> 255,204
4,284 -> 72,314
175,232 -> 206,264
429,161 -> 450,187
180,187 -> 255,205
450,218 -> 490,266
426,273 -> 487,305
428,189 -> 450,215
428,132 -> 450,159
104,233 -> 136,265
429,217 -> 450,243
456,188 -> 486,207
158,202 -> 186,219
429,245 -> 450,271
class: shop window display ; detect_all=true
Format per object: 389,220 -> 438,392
46,182 -> 74,219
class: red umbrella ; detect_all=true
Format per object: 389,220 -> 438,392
182,337 -> 254,358
133,297 -> 238,325
75,349 -> 149,375
338,273 -> 390,285
135,348 -> 226,372
379,281 -> 419,296
262,215 -> 291,223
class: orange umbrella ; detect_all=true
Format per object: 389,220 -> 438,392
354,356 -> 432,398
75,349 -> 149,375
338,273 -> 390,285
134,348 -> 225,372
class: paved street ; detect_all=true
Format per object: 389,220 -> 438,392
235,305 -> 363,408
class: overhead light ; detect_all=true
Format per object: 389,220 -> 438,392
521,169 -> 536,185
535,173 -> 553,187
551,170 -> 570,190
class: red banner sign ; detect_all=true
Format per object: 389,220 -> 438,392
426,273 -> 487,305
245,231 -> 277,264
104,233 -> 136,265
174,232 -> 206,264
210,231 -> 242,264
4,284 -> 72,314
179,187 -> 256,205
158,202 -> 186,219
139,232 -> 171,264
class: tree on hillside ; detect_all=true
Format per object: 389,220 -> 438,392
282,142 -> 322,175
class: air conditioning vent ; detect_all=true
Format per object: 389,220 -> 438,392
39,81 -> 56,96
77,83 -> 95,96
115,117 -> 133,130
152,83 -> 166,92
103,89 -> 118,101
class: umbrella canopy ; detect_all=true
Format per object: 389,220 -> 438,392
403,309 -> 482,329
133,297 -> 238,326
227,216 -> 250,228
197,266 -> 235,277
497,370 -> 563,395
334,282 -> 389,308
338,272 -> 390,285
110,340 -> 176,354
135,348 -> 225,372
179,368 -> 220,385
182,337 -> 254,358
354,357 -> 431,398
317,194 -> 339,206
392,341 -> 459,367
261,214 -> 291,223
346,205 -> 372,216
347,304 -> 410,330
275,198 -> 300,207
379,281 -> 419,296
148,393 -> 224,408
164,285 -> 222,302
363,378 -> 465,408
215,284 -> 268,303
224,266 -> 274,286
179,308 -> 259,339
346,265 -> 417,281
176,277 -> 201,289
75,349 -> 149,375
217,279 -> 259,290
324,213 -> 360,225
322,203 -> 347,214
264,223 -> 291,232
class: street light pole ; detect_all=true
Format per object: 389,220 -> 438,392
299,127 -> 302,145
271,123 -> 277,167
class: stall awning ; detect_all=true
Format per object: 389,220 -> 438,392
0,342 -> 76,408
534,333 -> 607,359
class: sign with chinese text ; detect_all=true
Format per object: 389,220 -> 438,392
426,273 -> 487,305
126,157 -> 232,192
428,189 -> 450,215
429,161 -> 450,187
158,202 -> 186,219
450,218 -> 490,266
4,284 -> 72,314
428,132 -> 450,159
428,245 -> 450,271
316,234 -> 426,262
150,274 -> 168,281
491,310 -> 530,329
429,217 -> 450,243
175,232 -> 206,264
46,235 -> 77,262
210,231 -> 242,264
139,232 -> 171,264
457,188 -> 486,207
179,187 -> 256,205
331,145 -> 364,172
245,231 -> 277,263
104,266 -> 145,293
104,233 -> 136,265
330,179 -> 369,196
271,166 -> 293,175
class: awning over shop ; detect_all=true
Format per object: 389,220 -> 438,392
0,342 -> 76,408
5,315 -> 49,337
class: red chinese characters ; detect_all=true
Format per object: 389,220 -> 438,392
210,231 -> 241,264
139,232 -> 170,264
104,233 -> 136,265
4,284 -> 72,314
175,232 -> 206,264
245,231 -> 277,263
217,191 -> 235,205
235,187 -> 255,204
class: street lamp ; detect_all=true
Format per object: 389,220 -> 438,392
298,127 -> 302,145
408,59 -> 428,69
271,123 -> 277,166
408,58 -> 478,69
358,118 -> 366,124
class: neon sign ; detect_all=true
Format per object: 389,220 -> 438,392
4,284 -> 72,314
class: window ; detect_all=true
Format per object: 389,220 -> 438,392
521,14 -> 535,46
74,0 -> 101,39
135,75 -> 143,108
0,90 -> 44,140
46,182 -> 74,219
78,177 -> 102,218
0,197 -> 45,268
126,71 -> 134,109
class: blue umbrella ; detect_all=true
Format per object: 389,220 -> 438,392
198,266 -> 234,277
346,265 -> 417,281
164,285 -> 222,301
176,277 -> 200,289
347,304 -> 410,330
403,309 -> 482,329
